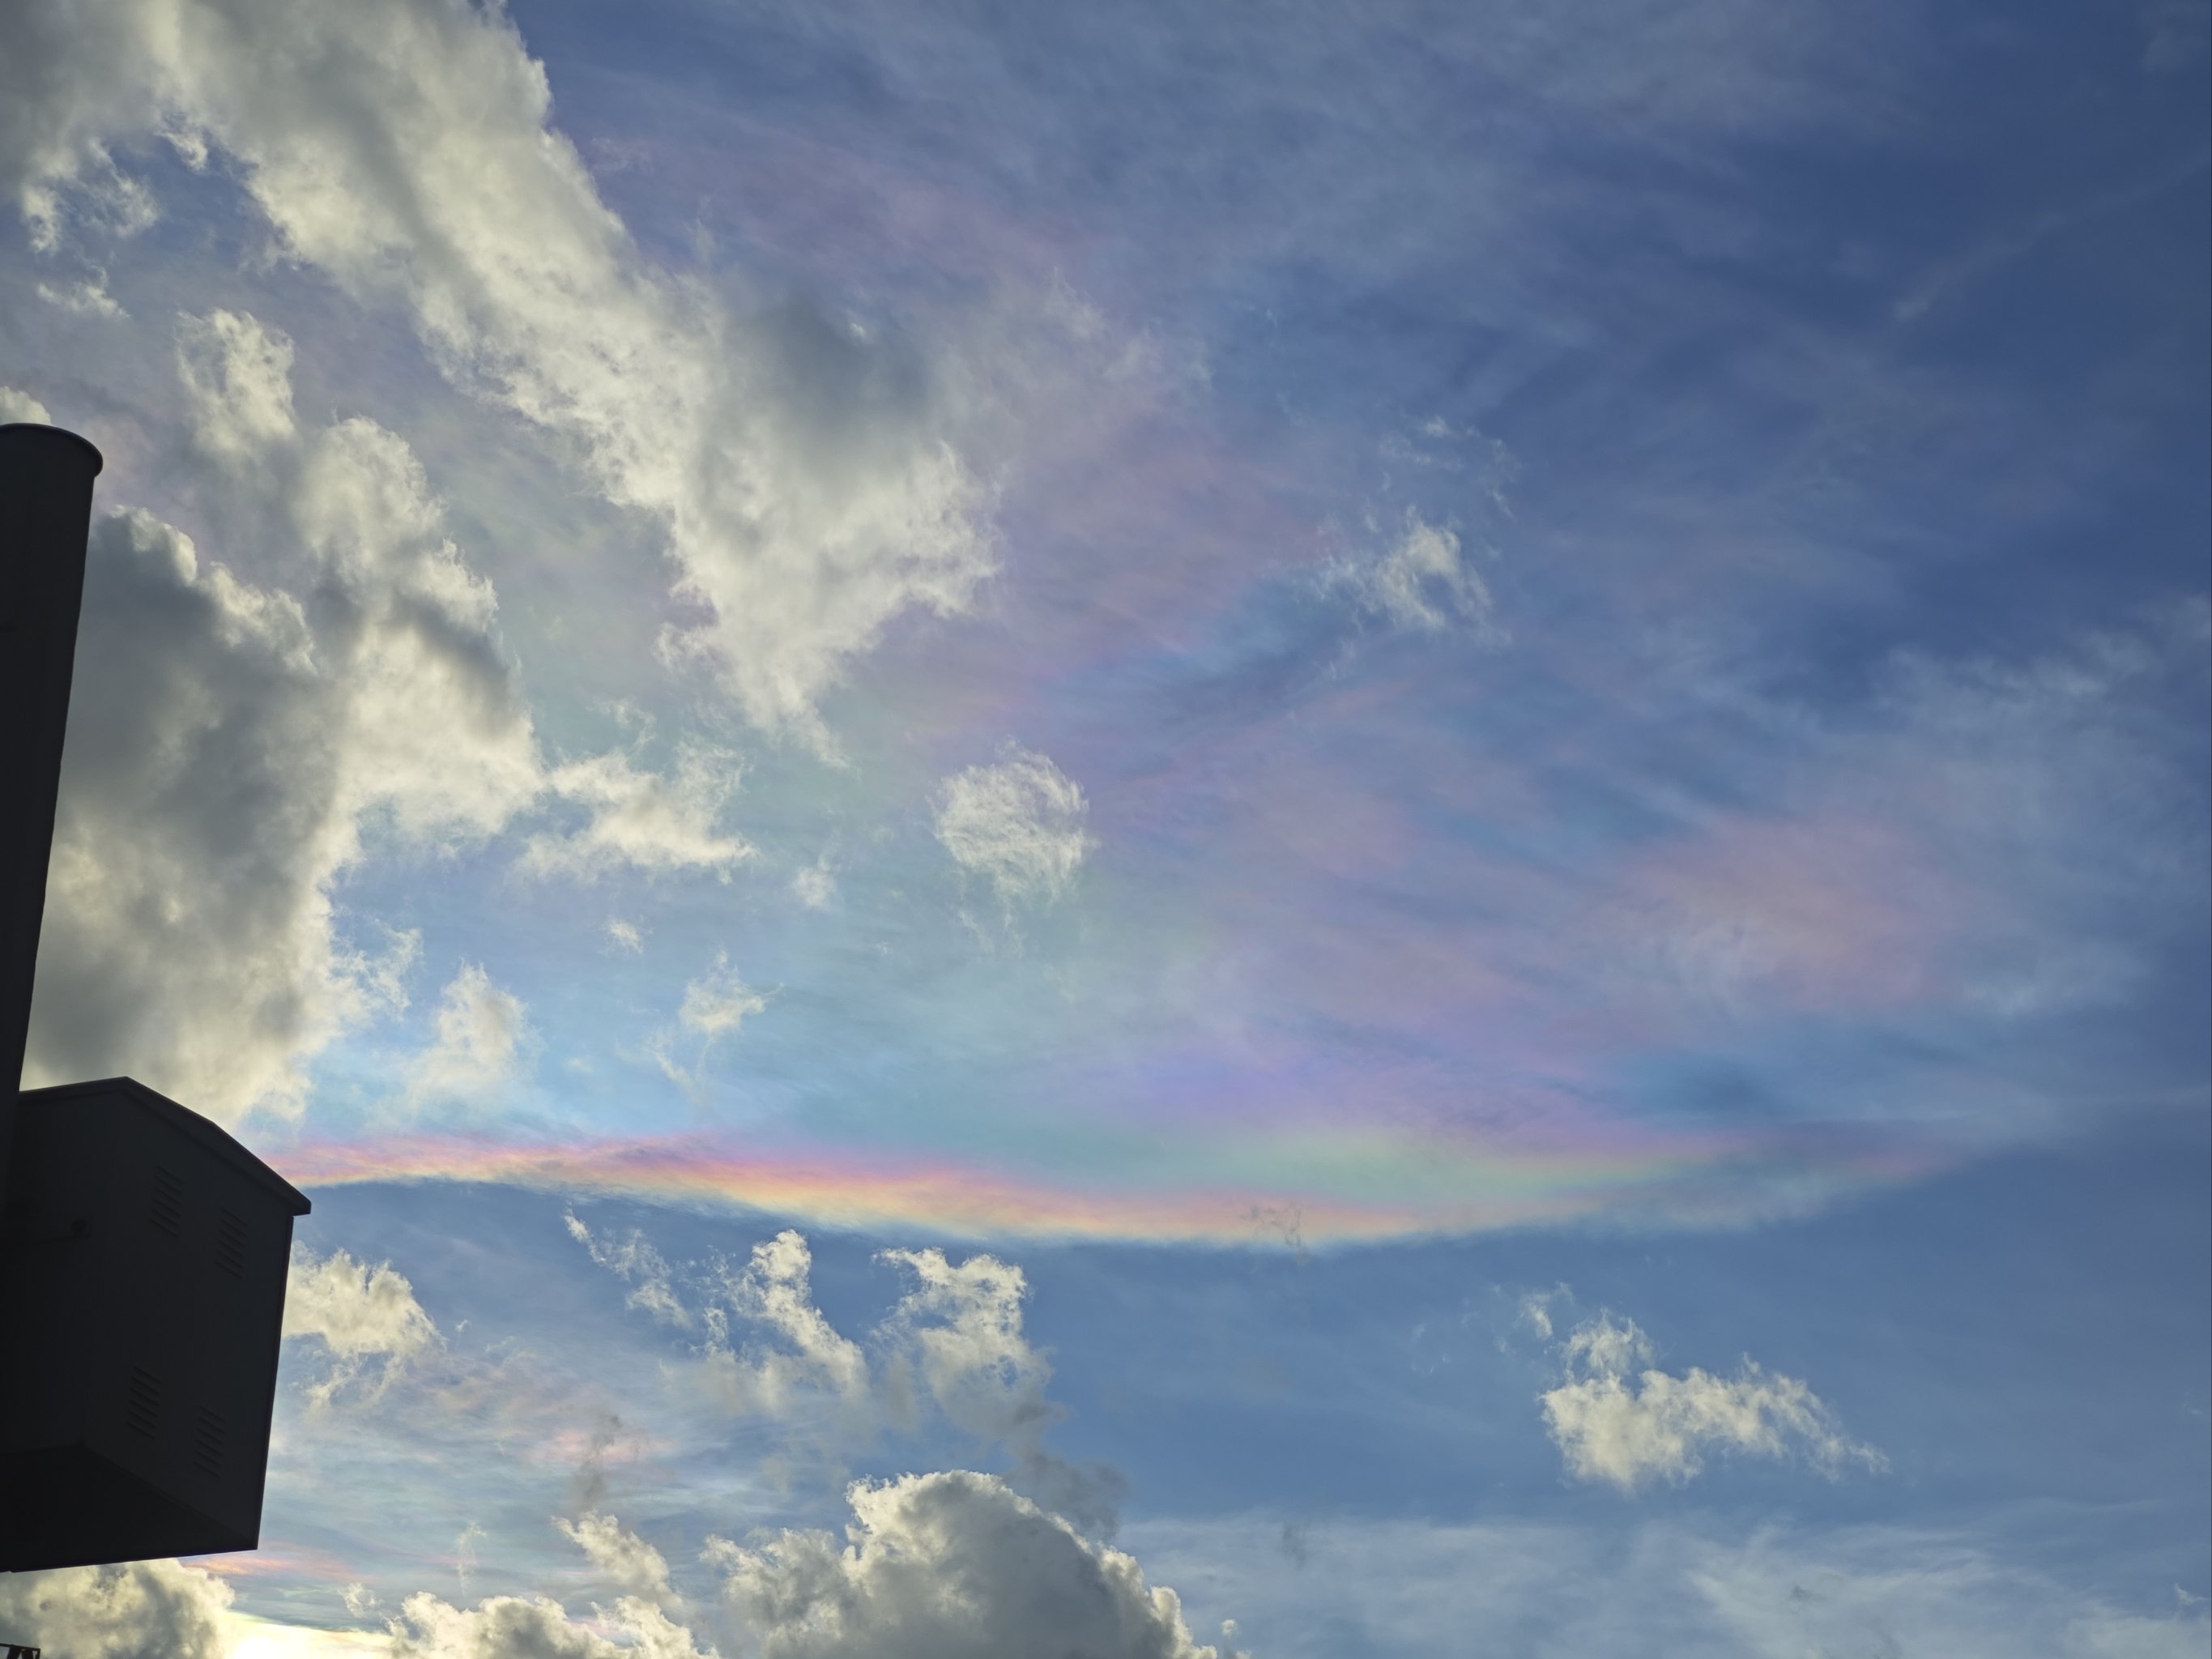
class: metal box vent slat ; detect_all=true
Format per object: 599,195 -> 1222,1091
215,1210 -> 248,1278
125,1367 -> 161,1438
194,1409 -> 226,1478
150,1165 -> 183,1236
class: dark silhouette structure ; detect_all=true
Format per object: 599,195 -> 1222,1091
1,423 -> 309,1574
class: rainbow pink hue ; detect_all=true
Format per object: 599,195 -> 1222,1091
275,1124 -> 1936,1243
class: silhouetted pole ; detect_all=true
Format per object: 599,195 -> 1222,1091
0,422 -> 103,1202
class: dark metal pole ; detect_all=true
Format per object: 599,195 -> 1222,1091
1,422 -> 103,1208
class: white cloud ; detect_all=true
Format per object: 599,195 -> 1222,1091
605,918 -> 646,954
522,748 -> 752,881
678,956 -> 768,1041
1539,1312 -> 1883,1492
0,382 -> 53,422
0,1558 -> 233,1659
710,1472 -> 1237,1659
1330,509 -> 1500,636
36,273 -> 125,317
0,0 -> 995,744
403,964 -> 531,1110
933,744 -> 1093,907
283,1243 -> 441,1406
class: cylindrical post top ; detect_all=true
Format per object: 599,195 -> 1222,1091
0,420 -> 104,476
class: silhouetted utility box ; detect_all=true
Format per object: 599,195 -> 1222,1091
0,1078 -> 309,1571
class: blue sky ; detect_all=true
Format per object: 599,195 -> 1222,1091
1,0 -> 2206,1654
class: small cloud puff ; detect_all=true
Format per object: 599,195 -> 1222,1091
934,744 -> 1094,908
1540,1311 -> 1884,1493
792,854 -> 838,910
650,952 -> 769,1099
1331,509 -> 1502,637
402,964 -> 531,1111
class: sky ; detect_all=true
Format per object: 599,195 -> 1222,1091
0,0 -> 2206,1653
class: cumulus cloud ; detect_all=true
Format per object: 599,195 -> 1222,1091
23,311 -> 748,1124
933,744 -> 1094,907
0,1558 -> 233,1659
283,1244 -> 441,1406
1539,1312 -> 1883,1492
0,0 -> 995,744
1330,509 -> 1500,636
403,963 -> 531,1111
710,1472 -> 1236,1659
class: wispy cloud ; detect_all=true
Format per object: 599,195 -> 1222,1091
649,952 -> 769,1099
1327,509 -> 1502,637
